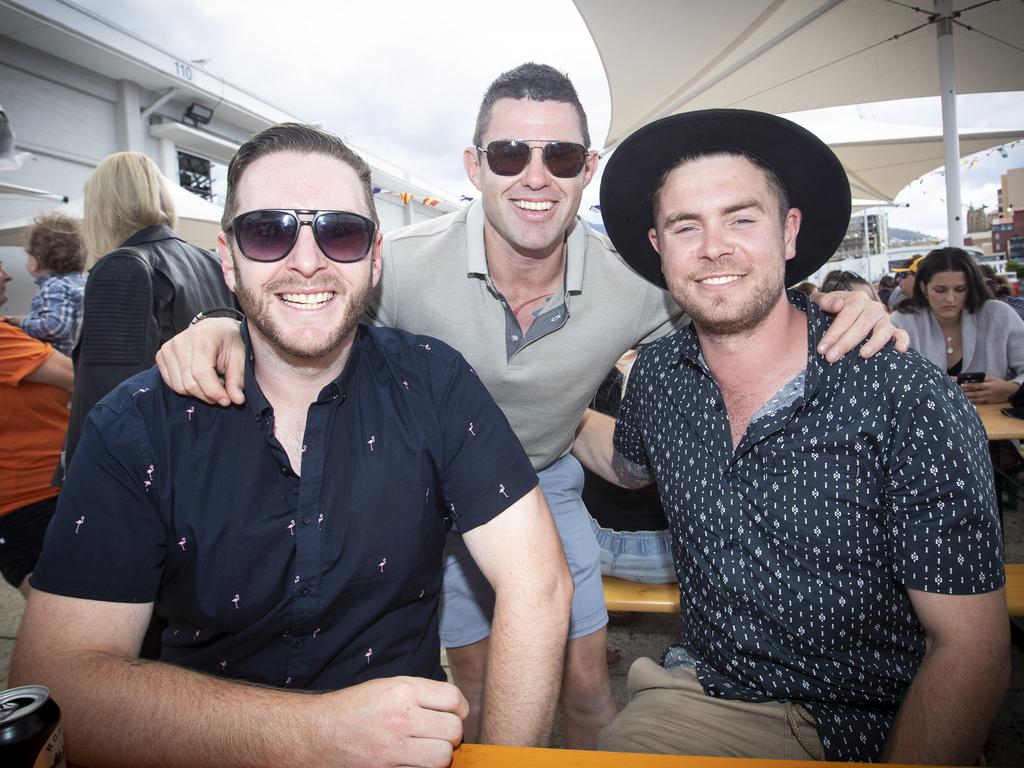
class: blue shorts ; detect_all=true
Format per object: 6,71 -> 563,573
439,454 -> 608,647
589,518 -> 676,584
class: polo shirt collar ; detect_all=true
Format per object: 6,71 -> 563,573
241,320 -> 364,425
464,198 -> 586,294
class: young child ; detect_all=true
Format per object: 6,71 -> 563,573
4,212 -> 86,355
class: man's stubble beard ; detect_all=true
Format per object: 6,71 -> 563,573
666,258 -> 786,338
232,255 -> 373,361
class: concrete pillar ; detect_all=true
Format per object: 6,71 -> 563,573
114,79 -> 144,153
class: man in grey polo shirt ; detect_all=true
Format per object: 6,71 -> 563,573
157,64 -> 903,747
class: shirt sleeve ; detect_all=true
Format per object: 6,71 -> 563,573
31,398 -> 167,602
0,326 -> 54,386
990,300 -> 1024,383
635,283 -> 688,346
613,345 -> 654,471
20,278 -> 78,345
883,362 -> 1004,594
433,349 -> 537,533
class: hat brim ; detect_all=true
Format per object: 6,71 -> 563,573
599,109 -> 851,289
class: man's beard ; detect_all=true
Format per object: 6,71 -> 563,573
233,256 -> 372,361
666,259 -> 785,337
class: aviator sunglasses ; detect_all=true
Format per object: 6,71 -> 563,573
476,140 -> 590,178
226,209 -> 376,263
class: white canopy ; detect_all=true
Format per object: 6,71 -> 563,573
830,126 -> 1023,203
574,0 -> 1024,242
574,0 -> 1024,150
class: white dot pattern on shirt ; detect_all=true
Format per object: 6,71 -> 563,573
614,294 -> 1004,762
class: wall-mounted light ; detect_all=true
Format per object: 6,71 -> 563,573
183,102 -> 214,127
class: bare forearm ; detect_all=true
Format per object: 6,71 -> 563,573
12,650 -> 316,768
882,638 -> 1010,764
573,409 -> 652,488
477,570 -> 572,746
24,350 -> 74,391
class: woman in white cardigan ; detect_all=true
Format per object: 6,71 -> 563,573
891,247 -> 1024,404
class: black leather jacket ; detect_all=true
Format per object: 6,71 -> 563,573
65,226 -> 235,470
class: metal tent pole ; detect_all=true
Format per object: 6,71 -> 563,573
936,0 -> 964,246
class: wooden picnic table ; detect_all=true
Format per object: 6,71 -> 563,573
974,402 -> 1024,441
449,743 -> 945,767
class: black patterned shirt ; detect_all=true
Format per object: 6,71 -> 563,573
615,291 -> 1004,762
33,323 -> 537,691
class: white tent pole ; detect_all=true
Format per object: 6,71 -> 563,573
936,0 -> 963,247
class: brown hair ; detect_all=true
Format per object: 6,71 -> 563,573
25,212 -> 86,275
473,63 -> 590,148
651,149 -> 790,226
221,123 -> 378,231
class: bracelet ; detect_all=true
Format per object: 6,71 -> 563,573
189,307 -> 245,326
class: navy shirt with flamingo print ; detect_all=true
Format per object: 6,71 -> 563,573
32,322 -> 538,691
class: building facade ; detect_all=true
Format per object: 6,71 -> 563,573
0,0 -> 456,313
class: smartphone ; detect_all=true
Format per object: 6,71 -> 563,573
957,372 -> 985,384
1001,407 -> 1024,420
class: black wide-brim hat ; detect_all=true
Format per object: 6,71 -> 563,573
600,109 -> 851,289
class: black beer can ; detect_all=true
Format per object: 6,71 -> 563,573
0,685 -> 65,767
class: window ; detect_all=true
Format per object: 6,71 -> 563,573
177,150 -> 227,206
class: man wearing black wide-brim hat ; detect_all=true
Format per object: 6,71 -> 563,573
574,110 -> 1008,764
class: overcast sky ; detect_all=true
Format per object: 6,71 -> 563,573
80,0 -> 1024,239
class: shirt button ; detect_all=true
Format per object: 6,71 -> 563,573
300,586 -> 310,597
279,466 -> 288,475
511,334 -> 520,342
302,515 -> 312,525
714,402 -> 723,412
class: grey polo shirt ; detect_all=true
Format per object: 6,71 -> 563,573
369,200 -> 686,470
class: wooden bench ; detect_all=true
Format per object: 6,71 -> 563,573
604,563 -> 1024,617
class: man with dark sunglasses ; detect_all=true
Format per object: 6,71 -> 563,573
154,64 -> 907,748
12,123 -> 573,768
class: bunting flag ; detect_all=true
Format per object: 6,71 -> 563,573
912,141 -> 1021,184
372,185 -> 452,208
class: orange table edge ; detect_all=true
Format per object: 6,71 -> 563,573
449,742 -> 951,767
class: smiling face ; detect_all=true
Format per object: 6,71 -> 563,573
464,98 -> 597,261
218,150 -> 382,364
648,154 -> 800,336
924,269 -> 969,322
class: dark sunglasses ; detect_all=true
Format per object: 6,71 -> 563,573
476,140 -> 590,178
226,209 -> 376,263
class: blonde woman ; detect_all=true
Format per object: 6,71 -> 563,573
66,152 -> 233,469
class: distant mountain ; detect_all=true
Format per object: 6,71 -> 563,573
889,228 -> 939,244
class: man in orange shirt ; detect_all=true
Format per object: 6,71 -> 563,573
0,260 -> 74,595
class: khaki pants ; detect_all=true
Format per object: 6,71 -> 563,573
598,657 -> 824,761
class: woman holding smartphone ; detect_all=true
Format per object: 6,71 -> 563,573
891,247 -> 1024,403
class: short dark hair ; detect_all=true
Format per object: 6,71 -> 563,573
651,149 -> 790,226
473,63 -> 590,148
222,123 -> 378,231
25,212 -> 85,275
903,247 -> 992,314
819,269 -> 873,295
